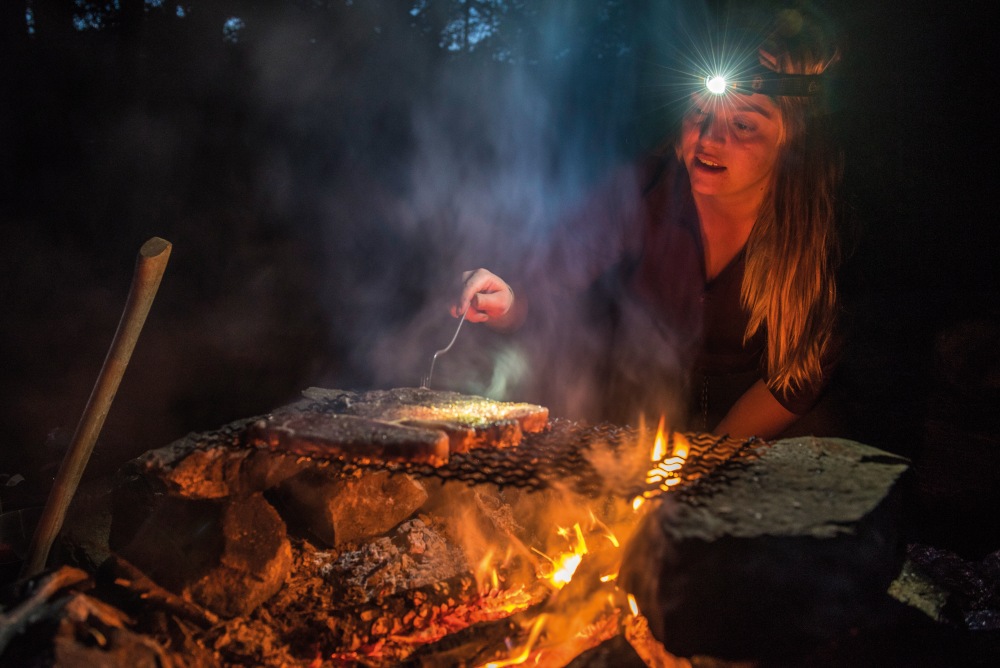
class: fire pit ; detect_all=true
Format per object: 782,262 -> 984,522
0,387 -> 911,666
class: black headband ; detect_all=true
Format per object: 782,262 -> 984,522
707,65 -> 826,97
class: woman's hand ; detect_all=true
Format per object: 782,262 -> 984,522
451,268 -> 519,327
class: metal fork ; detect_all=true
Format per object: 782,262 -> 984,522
421,309 -> 467,389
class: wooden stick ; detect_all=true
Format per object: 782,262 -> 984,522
21,237 -> 172,579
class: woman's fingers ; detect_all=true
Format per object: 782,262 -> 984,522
452,268 -> 513,321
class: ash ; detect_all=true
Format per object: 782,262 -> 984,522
322,517 -> 469,605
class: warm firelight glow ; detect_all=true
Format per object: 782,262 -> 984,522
651,416 -> 669,461
475,548 -> 497,593
542,523 -> 588,588
589,510 -> 620,548
632,416 -> 690,509
476,419 -> 693,667
672,431 -> 690,459
484,614 -> 549,668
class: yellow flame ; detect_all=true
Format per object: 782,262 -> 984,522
672,431 -> 690,459
627,593 -> 639,616
650,415 -> 668,461
530,523 -> 590,589
640,417 -> 690,500
484,614 -> 549,667
551,553 -> 583,587
548,523 -> 587,587
475,548 -> 497,593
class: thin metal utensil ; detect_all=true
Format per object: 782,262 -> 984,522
422,309 -> 467,389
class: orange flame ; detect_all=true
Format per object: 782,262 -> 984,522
633,417 -> 691,509
475,548 -> 497,594
540,523 -> 588,588
650,415 -> 669,461
484,614 -> 549,668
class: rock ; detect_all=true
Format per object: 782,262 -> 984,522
124,417 -> 308,500
619,437 -> 910,662
116,492 -> 292,618
124,387 -> 551,502
277,469 -> 428,546
887,557 -> 949,623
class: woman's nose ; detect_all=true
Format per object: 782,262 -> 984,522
699,114 -> 727,143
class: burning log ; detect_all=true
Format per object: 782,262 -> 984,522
619,436 -> 910,663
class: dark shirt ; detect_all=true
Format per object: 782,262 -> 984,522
630,152 -> 835,421
518,152 -> 836,427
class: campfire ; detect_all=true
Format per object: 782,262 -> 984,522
0,387 -> 909,667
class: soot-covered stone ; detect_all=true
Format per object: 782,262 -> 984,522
619,436 -> 910,662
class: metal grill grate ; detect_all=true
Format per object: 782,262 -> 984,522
377,419 -> 754,499
204,410 -> 757,499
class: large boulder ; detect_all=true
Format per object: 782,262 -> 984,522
620,436 -> 910,662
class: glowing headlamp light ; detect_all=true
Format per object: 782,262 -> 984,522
704,66 -> 825,97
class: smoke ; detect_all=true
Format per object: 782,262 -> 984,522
0,1 -> 698,483
311,2 -> 692,423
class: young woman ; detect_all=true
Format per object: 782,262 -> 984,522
451,8 -> 843,439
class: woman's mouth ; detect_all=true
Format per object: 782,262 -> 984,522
695,155 -> 725,172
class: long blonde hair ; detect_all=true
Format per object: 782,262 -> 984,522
741,7 -> 842,395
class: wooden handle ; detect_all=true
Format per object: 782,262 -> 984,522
21,237 -> 172,578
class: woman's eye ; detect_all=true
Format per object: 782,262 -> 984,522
686,108 -> 707,121
733,119 -> 755,133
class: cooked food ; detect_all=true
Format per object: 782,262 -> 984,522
247,412 -> 451,467
247,388 -> 551,465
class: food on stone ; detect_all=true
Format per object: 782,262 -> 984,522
300,387 -> 549,453
247,412 -> 451,467
303,387 -> 549,432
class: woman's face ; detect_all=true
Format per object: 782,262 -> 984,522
678,91 -> 784,205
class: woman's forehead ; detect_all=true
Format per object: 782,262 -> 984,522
690,91 -> 780,119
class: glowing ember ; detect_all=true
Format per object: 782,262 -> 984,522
536,523 -> 588,589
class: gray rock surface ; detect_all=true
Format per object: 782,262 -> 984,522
620,436 -> 910,662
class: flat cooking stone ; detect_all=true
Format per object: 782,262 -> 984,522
125,387 -> 551,501
277,469 -> 428,546
619,436 -> 910,662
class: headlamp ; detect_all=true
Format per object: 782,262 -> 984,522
704,65 -> 825,97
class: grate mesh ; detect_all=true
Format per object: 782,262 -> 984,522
340,418 -> 755,499
202,408 -> 758,500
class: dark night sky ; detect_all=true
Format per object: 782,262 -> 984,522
0,0 -> 997,502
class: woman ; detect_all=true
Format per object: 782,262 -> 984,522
452,8 -> 843,439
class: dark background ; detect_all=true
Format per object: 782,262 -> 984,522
1,1 -> 997,557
